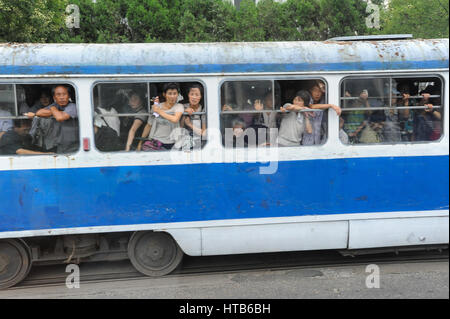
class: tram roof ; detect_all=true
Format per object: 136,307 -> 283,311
0,39 -> 448,75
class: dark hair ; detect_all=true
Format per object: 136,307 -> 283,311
40,89 -> 52,98
162,82 -> 180,94
129,90 -> 142,99
309,80 -> 325,91
188,83 -> 203,96
51,85 -> 69,96
293,90 -> 311,107
13,119 -> 31,128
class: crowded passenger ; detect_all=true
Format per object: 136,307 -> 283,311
342,87 -> 386,144
121,91 -> 148,151
342,89 -> 371,143
277,90 -> 313,147
0,107 -> 13,139
339,117 -> 348,144
223,118 -> 249,148
0,119 -> 51,155
35,85 -> 79,153
414,90 -> 442,141
93,90 -> 122,152
23,89 -> 53,119
180,84 -> 207,149
302,81 -> 341,145
397,82 -> 415,141
18,86 -> 38,116
382,88 -> 402,142
138,82 -> 184,151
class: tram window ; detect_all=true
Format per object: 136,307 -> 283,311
340,76 -> 443,144
220,79 -> 328,148
0,83 -> 79,156
93,81 -> 206,152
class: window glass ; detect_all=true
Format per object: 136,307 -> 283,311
93,81 -> 206,152
0,83 -> 79,155
0,84 -> 15,133
340,77 -> 443,144
220,79 -> 328,148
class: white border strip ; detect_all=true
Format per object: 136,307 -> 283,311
0,210 -> 447,239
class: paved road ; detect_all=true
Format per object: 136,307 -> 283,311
0,260 -> 447,299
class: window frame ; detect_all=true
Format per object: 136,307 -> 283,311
338,73 -> 445,146
0,80 -> 81,156
218,76 -> 329,149
90,78 -> 208,153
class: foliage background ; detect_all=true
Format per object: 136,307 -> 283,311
0,0 -> 448,43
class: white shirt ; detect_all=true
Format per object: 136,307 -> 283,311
94,106 -> 120,136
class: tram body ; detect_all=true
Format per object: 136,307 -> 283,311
0,40 -> 448,286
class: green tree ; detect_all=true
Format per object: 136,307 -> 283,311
378,0 -> 449,38
283,0 -> 322,40
54,0 -> 133,43
0,0 -> 66,42
318,0 -> 368,39
179,0 -> 236,42
257,0 -> 296,41
235,0 -> 264,41
126,0 -> 181,42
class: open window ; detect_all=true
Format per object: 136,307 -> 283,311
93,81 -> 206,152
220,79 -> 328,148
0,83 -> 79,155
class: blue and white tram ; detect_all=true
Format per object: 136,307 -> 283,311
0,39 -> 448,288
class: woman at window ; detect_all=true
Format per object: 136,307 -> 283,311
181,84 -> 206,147
277,90 -> 313,147
123,91 -> 147,151
138,83 -> 184,151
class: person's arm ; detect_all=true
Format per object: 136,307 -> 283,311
154,105 -> 183,124
425,104 -> 442,120
184,116 -> 206,137
50,106 -> 71,122
137,123 -> 152,151
304,116 -> 313,134
36,108 -> 53,117
349,120 -> 367,137
309,103 -> 342,116
125,119 -> 143,151
36,106 -> 71,122
16,148 -> 52,155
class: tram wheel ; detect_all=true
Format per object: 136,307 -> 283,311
128,231 -> 184,277
0,239 -> 32,289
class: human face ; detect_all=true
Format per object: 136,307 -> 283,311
16,123 -> 31,136
128,94 -> 142,109
164,89 -> 179,105
188,88 -> 202,107
293,96 -> 305,107
310,86 -> 323,103
53,86 -> 70,107
264,95 -> 273,109
40,94 -> 51,107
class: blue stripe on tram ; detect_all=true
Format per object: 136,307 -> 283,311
0,155 -> 448,232
0,60 -> 448,75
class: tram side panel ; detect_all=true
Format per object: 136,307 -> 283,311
0,154 -> 448,253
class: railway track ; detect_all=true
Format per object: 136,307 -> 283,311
7,248 -> 449,290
